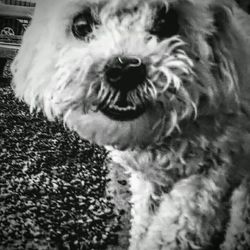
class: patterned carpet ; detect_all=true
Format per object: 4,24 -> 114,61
0,85 -> 122,250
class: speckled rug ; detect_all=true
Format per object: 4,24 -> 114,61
0,85 -> 130,250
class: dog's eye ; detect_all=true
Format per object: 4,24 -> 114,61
72,9 -> 97,39
150,5 -> 179,39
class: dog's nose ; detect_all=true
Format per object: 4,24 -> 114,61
105,56 -> 146,92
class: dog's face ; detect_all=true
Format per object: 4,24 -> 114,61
12,0 -> 249,148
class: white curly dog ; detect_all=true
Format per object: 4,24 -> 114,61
12,0 -> 250,249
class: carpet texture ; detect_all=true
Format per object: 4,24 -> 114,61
0,85 -> 124,250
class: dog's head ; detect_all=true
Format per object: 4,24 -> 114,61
12,0 -> 250,149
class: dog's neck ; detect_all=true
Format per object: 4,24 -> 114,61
106,112 -> 247,195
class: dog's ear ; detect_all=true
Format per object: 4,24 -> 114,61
208,1 -> 250,111
11,0 -> 56,113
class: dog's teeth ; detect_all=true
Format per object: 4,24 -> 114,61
130,105 -> 136,110
110,105 -> 136,112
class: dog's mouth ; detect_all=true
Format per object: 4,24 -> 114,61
99,94 -> 146,121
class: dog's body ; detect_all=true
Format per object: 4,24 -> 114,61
12,0 -> 250,249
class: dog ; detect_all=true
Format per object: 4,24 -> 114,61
12,0 -> 250,249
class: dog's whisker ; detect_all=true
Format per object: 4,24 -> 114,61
137,82 -> 146,97
111,91 -> 121,105
145,79 -> 158,99
126,92 -> 134,105
142,86 -> 154,102
97,81 -> 106,100
129,90 -> 141,106
166,110 -> 178,136
104,90 -> 115,107
175,52 -> 194,68
175,89 -> 196,120
155,116 -> 168,141
86,80 -> 100,99
99,86 -> 111,104
63,108 -> 73,126
146,86 -> 157,100
159,36 -> 184,51
191,101 -> 198,120
170,75 -> 182,91
152,118 -> 161,131
157,68 -> 173,92
163,57 -> 191,72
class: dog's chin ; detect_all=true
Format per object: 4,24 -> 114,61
65,105 -> 162,149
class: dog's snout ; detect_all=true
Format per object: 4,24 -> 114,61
105,56 -> 146,92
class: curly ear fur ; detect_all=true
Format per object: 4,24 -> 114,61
206,1 -> 250,179
11,0 -> 66,116
11,1 -> 47,111
208,1 -> 250,114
